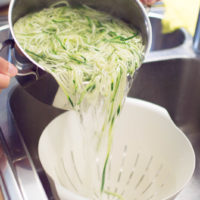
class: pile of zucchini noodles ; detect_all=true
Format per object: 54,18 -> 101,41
14,1 -> 144,198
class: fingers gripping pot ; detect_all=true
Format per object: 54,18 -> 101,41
2,0 -> 152,108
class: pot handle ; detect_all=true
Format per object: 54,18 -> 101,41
0,39 -> 15,53
0,25 -> 38,79
0,25 -> 14,52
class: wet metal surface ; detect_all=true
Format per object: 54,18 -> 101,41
0,15 -> 200,200
129,58 -> 200,200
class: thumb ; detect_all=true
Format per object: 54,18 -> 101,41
0,73 -> 10,89
0,57 -> 18,77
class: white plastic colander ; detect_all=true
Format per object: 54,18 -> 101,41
38,98 -> 195,200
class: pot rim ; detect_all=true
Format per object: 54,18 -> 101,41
8,0 -> 152,71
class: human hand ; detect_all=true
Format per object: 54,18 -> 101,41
0,57 -> 18,92
140,0 -> 160,6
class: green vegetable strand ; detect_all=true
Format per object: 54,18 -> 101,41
14,3 -> 144,197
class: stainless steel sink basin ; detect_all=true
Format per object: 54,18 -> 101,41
128,58 -> 200,200
8,84 -> 64,199
0,12 -> 199,200
6,57 -> 200,200
150,17 -> 186,51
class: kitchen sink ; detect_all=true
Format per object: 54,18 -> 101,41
149,17 -> 186,51
0,11 -> 199,200
6,57 -> 200,200
128,58 -> 200,200
8,83 -> 64,200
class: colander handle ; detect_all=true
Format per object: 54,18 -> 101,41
152,104 -> 172,120
127,98 -> 172,121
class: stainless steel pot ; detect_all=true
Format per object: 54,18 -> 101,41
7,0 -> 152,73
1,0 -> 152,108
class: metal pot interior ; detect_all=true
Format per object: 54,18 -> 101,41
9,0 -> 151,71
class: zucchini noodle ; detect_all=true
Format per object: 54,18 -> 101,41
14,2 -> 144,198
